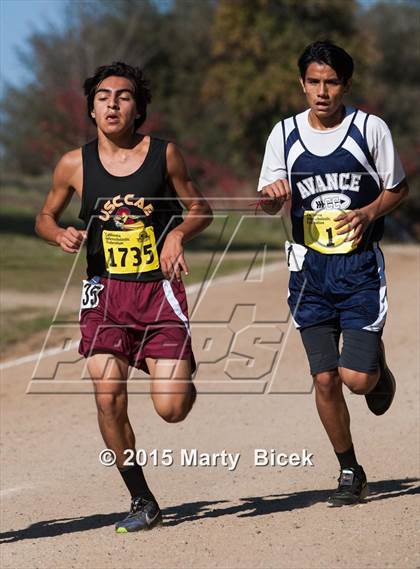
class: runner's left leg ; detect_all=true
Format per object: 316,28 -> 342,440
339,329 -> 386,398
340,368 -> 379,395
147,358 -> 195,423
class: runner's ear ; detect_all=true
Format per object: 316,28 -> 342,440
299,77 -> 306,94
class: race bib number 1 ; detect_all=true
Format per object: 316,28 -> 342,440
102,226 -> 160,274
303,209 -> 356,255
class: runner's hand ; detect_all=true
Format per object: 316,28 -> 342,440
335,209 -> 372,247
160,230 -> 189,282
260,180 -> 291,211
56,226 -> 86,253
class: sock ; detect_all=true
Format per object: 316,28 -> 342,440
335,444 -> 359,470
118,463 -> 155,501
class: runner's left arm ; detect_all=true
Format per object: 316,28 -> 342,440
336,118 -> 409,246
160,143 -> 213,281
335,180 -> 409,245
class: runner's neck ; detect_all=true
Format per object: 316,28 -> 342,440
308,105 -> 346,131
97,130 -> 143,154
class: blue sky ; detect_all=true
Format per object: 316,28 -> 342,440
1,0 -> 65,87
0,0 -> 174,87
0,0 -> 401,89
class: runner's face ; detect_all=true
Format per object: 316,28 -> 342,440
91,76 -> 139,134
300,62 -> 350,121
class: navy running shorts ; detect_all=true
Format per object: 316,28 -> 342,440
287,242 -> 387,332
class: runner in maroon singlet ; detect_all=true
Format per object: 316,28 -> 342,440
35,62 -> 212,532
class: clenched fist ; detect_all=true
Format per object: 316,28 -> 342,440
260,179 -> 291,214
56,226 -> 87,253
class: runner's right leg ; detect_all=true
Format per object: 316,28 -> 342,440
88,352 -> 162,532
300,322 -> 368,505
313,370 -> 352,453
313,370 -> 368,506
88,352 -> 133,466
300,322 -> 352,452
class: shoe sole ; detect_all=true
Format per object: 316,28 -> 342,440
366,341 -> 396,416
377,369 -> 396,415
368,369 -> 396,416
327,484 -> 369,507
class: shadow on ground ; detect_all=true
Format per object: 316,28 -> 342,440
1,477 -> 418,542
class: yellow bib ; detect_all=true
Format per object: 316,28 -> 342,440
102,225 -> 160,274
303,210 -> 356,255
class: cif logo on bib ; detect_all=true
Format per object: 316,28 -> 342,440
102,204 -> 160,274
114,206 -> 146,232
304,193 -> 355,255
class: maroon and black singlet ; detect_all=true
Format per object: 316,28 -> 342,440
78,137 -> 195,371
79,136 -> 183,282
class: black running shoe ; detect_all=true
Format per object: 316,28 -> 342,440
327,466 -> 369,507
115,497 -> 162,533
365,340 -> 396,416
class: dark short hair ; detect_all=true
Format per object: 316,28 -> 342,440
298,41 -> 354,84
83,61 -> 152,131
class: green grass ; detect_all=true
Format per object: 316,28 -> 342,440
190,211 -> 290,251
1,208 -> 289,292
1,184 -> 290,352
1,234 -> 86,292
1,236 -> 283,354
0,306 -> 62,351
1,234 -> 283,292
184,252 -> 282,284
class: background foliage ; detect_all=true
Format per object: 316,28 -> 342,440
1,0 -> 419,237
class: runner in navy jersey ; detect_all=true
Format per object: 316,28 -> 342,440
36,62 -> 212,531
257,41 -> 409,506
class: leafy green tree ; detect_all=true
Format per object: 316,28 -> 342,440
1,0 -> 418,221
360,1 -> 420,238
203,0 -> 375,171
360,1 -> 420,161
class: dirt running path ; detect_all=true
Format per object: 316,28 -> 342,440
1,246 -> 419,569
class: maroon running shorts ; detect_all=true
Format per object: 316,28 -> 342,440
78,277 -> 195,374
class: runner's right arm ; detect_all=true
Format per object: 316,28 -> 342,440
259,180 -> 291,214
35,149 -> 86,253
258,122 -> 291,214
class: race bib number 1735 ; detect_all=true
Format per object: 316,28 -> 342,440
102,226 -> 160,274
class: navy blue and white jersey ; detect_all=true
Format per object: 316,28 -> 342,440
258,107 -> 405,248
258,107 -> 405,331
